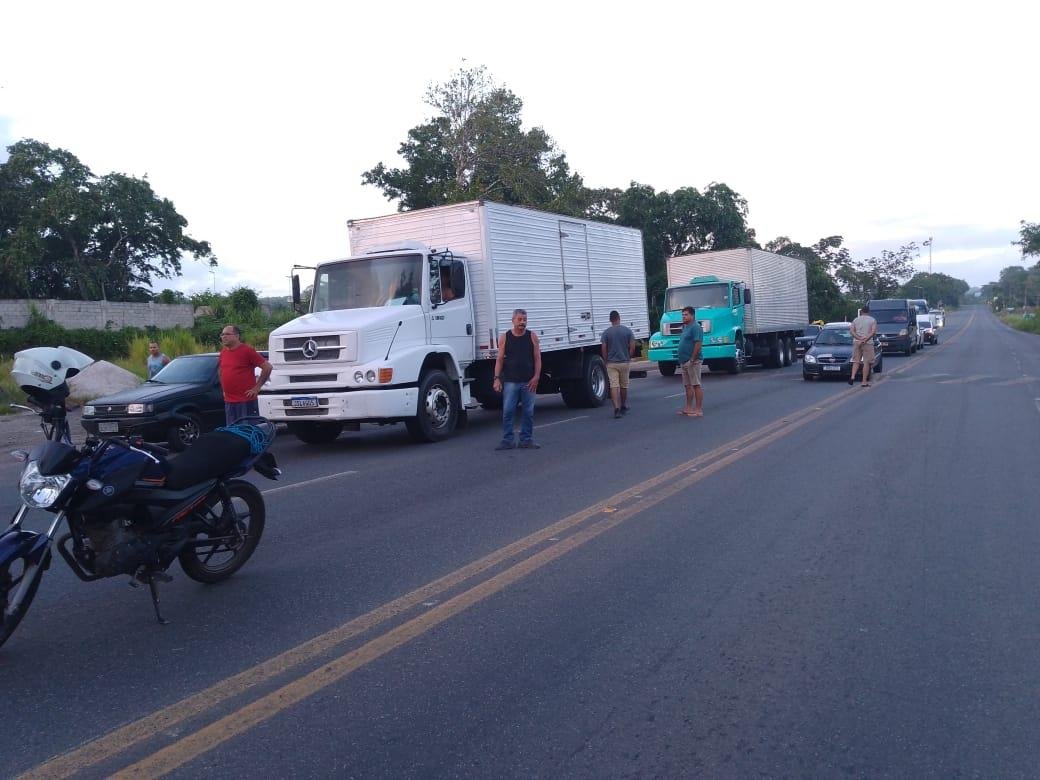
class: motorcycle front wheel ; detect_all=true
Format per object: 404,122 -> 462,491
179,480 -> 265,584
1,550 -> 47,648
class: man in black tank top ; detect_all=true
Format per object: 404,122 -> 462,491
492,309 -> 543,449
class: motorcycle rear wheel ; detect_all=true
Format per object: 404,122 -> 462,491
179,480 -> 265,584
1,550 -> 47,649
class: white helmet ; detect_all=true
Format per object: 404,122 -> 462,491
11,346 -> 94,398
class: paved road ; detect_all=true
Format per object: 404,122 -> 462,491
4,307 -> 1040,778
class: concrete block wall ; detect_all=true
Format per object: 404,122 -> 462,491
0,300 -> 195,330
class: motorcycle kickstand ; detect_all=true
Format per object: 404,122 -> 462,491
131,568 -> 173,625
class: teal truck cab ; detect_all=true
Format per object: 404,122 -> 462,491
648,249 -> 810,376
649,276 -> 749,375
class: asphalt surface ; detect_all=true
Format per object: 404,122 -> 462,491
3,306 -> 1040,778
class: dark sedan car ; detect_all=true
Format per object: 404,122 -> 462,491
802,323 -> 883,381
794,324 -> 823,360
81,352 -> 264,450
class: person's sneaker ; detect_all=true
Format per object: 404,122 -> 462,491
620,406 -> 630,415
614,409 -> 623,419
518,441 -> 541,449
495,441 -> 515,451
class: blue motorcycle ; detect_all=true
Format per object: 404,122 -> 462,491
2,354 -> 280,647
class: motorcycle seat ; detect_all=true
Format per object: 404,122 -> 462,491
163,431 -> 252,490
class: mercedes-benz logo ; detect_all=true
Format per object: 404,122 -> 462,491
301,339 -> 320,359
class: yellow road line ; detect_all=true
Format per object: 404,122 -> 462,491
22,323 -> 967,779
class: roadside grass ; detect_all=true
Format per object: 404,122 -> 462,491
0,358 -> 21,414
1001,313 -> 1040,335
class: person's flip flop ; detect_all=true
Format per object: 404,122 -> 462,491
690,411 -> 704,417
678,410 -> 695,416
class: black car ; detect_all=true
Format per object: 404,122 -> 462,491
794,324 -> 823,359
802,323 -> 883,381
81,352 -> 265,451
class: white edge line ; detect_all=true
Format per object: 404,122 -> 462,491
534,415 -> 588,429
262,470 -> 359,495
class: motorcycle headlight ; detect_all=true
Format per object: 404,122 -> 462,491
83,405 -> 95,416
804,354 -> 817,364
19,461 -> 72,509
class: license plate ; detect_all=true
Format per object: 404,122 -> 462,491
98,421 -> 119,433
290,396 -> 319,409
823,365 -> 841,372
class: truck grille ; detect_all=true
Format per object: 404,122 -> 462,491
281,335 -> 341,362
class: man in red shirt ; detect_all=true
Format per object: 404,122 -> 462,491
218,324 -> 273,424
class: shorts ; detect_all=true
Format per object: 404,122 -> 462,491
681,360 -> 702,387
852,340 -> 875,367
606,362 -> 631,390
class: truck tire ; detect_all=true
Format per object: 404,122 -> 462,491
768,338 -> 783,368
289,421 -> 344,445
783,337 -> 794,367
405,370 -> 458,443
658,361 -> 677,377
562,355 -> 608,408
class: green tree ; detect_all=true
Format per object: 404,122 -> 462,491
1014,220 -> 1040,258
896,272 -> 969,307
835,243 -> 918,301
363,65 -> 589,216
765,236 -> 851,322
155,289 -> 187,304
0,139 -> 213,300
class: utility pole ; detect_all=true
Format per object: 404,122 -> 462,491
923,237 -> 933,274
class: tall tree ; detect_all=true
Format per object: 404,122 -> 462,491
0,139 -> 213,300
1014,220 -> 1040,259
834,243 -> 918,301
363,65 -> 589,216
897,272 -> 969,307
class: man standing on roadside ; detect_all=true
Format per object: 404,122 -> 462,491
218,325 -> 273,424
601,310 -> 636,419
849,303 -> 878,388
676,306 -> 704,417
146,341 -> 170,379
492,309 -> 542,450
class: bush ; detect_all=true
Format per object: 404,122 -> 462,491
0,310 -> 137,362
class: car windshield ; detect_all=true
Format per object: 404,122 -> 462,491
814,329 -> 853,346
151,356 -> 216,384
312,254 -> 423,311
873,309 -> 909,323
665,283 -> 731,311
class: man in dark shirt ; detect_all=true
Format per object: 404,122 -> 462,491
675,306 -> 704,417
601,310 -> 636,419
492,309 -> 542,450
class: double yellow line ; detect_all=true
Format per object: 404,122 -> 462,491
23,317 -> 969,779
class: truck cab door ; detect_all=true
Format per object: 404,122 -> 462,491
429,258 -> 475,366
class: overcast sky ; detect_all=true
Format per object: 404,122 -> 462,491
1,1 -> 1036,298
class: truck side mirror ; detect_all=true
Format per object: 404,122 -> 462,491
291,275 -> 302,312
743,289 -> 752,304
450,260 -> 466,298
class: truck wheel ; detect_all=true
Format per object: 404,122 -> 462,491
289,421 -> 344,444
562,355 -> 608,408
167,412 -> 202,452
405,370 -> 458,442
726,356 -> 743,374
783,337 -> 794,367
658,361 -> 677,377
768,338 -> 783,368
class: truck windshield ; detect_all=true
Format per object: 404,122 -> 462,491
873,310 -> 909,324
665,284 -> 730,311
312,254 -> 423,312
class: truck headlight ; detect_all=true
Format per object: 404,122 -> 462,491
354,371 -> 364,383
365,370 -> 376,383
650,339 -> 665,349
804,354 -> 817,364
127,403 -> 152,414
83,405 -> 95,417
20,461 -> 71,509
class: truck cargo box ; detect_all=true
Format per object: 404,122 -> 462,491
349,201 -> 649,357
666,249 -> 808,334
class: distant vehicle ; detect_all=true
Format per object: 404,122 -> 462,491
802,323 -> 883,381
909,299 -> 929,348
81,352 -> 268,451
918,313 -> 938,344
929,309 -> 945,328
869,299 -> 918,356
794,324 -> 823,359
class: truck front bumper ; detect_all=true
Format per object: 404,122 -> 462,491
260,386 -> 418,422
648,344 -> 736,363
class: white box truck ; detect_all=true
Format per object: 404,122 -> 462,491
260,201 -> 649,444
647,249 -> 809,374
